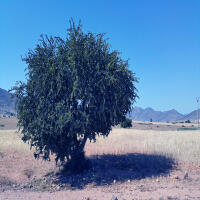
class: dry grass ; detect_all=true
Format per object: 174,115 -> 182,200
85,129 -> 200,166
1,128 -> 200,167
0,130 -> 32,154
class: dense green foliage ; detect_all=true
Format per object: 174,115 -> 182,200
10,20 -> 138,170
120,118 -> 133,128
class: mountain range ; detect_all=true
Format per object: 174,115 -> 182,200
127,106 -> 199,122
0,88 -> 17,117
0,87 -> 199,122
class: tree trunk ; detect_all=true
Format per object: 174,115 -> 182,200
73,133 -> 88,161
69,133 -> 88,173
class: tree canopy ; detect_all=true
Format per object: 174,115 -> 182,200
10,19 -> 138,171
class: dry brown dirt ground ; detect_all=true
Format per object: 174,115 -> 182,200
0,118 -> 200,200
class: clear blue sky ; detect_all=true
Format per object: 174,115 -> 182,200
0,0 -> 199,115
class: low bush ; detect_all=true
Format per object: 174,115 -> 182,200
121,118 -> 132,128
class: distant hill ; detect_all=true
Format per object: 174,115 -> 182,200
127,106 -> 184,122
176,109 -> 200,122
0,88 -> 17,117
1,87 -> 199,122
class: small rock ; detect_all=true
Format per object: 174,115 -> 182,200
127,180 -> 131,183
184,172 -> 188,179
156,179 -> 159,182
13,184 -> 16,188
43,180 -> 47,184
57,186 -> 60,190
174,175 -> 179,179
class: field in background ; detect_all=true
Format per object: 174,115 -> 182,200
0,117 -> 200,166
1,127 -> 200,171
0,117 -> 18,130
130,120 -> 198,131
85,129 -> 200,166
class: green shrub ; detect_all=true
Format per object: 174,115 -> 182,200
121,118 -> 132,128
0,152 -> 4,158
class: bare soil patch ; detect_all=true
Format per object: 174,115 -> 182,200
0,118 -> 200,199
0,117 -> 18,130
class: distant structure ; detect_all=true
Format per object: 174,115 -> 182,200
196,97 -> 200,130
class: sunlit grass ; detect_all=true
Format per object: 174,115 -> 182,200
0,130 -> 32,154
1,128 -> 200,167
85,129 -> 200,166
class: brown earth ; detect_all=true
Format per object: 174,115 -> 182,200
0,117 -> 18,130
0,118 -> 200,200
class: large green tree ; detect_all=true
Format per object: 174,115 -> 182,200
10,20 -> 138,172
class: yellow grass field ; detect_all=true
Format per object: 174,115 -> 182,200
1,127 -> 200,168
85,128 -> 200,166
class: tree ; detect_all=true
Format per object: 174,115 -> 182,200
120,118 -> 132,128
10,19 -> 139,173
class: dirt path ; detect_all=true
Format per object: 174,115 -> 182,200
1,150 -> 200,200
1,168 -> 200,200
